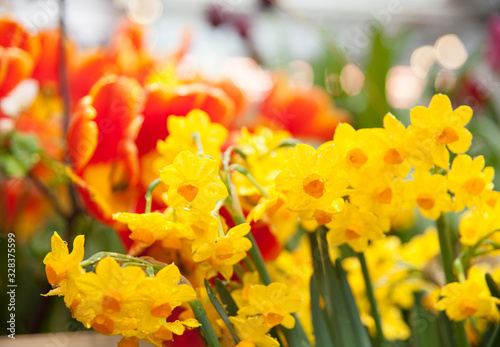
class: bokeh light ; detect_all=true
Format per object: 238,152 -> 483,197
340,63 -> 365,96
386,66 -> 424,109
434,34 -> 468,70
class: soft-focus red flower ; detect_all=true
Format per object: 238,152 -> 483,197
487,14 -> 500,72
0,18 -> 41,97
259,74 -> 350,141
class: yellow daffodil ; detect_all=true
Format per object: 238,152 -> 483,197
435,280 -> 500,321
193,223 -> 252,279
238,282 -> 302,329
405,170 -> 452,220
135,264 -> 197,333
400,227 -> 440,268
155,109 -> 228,168
326,202 -> 386,252
379,113 -> 412,178
113,212 -> 193,248
160,150 -> 228,210
43,232 -> 85,286
75,257 -> 146,333
408,94 -> 472,169
275,143 -> 348,224
230,316 -> 279,347
447,155 -> 495,211
43,232 -> 86,308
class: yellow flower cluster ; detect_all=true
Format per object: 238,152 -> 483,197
44,93 -> 500,345
43,232 -> 199,347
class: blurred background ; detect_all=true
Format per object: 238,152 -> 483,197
1,0 -> 500,341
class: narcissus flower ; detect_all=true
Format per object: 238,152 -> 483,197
43,232 -> 85,285
155,110 -> 228,169
238,282 -> 302,329
229,316 -> 279,347
75,257 -> 146,332
160,150 -> 228,210
435,280 -> 500,321
275,143 -> 348,224
447,155 -> 494,211
408,94 -> 473,169
135,264 -> 197,333
193,223 -> 252,280
326,203 -> 386,252
113,212 -> 194,248
405,170 -> 452,220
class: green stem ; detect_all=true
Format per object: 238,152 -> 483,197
436,214 -> 456,284
145,178 -> 162,213
192,132 -> 205,156
189,298 -> 221,347
436,214 -> 470,347
357,252 -> 385,347
230,211 -> 272,285
79,251 -> 163,272
229,164 -> 270,198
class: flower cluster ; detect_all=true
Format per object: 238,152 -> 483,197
43,232 -> 199,346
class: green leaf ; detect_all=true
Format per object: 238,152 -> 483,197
409,292 -> 441,347
310,275 -> 336,347
215,279 -> 239,316
204,279 -> 240,344
311,228 -> 358,347
0,153 -> 27,176
486,273 -> 500,299
335,258 -> 371,347
10,132 -> 41,171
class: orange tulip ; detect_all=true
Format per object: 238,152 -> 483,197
259,74 -> 350,141
0,18 -> 41,97
67,75 -> 145,230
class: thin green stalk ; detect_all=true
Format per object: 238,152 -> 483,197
357,252 -> 385,347
189,298 -> 221,347
230,210 -> 272,285
145,178 -> 162,213
192,132 -> 205,156
437,214 -> 470,347
229,164 -> 270,198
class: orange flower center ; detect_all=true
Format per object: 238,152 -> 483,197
150,299 -> 173,318
464,177 -> 485,196
45,262 -> 67,285
416,193 -> 435,210
344,227 -> 362,241
92,314 -> 115,334
118,337 -> 140,347
215,243 -> 236,261
129,228 -> 155,245
153,326 -> 173,341
303,174 -> 325,199
263,311 -> 284,328
177,184 -> 199,202
314,209 -> 332,225
459,298 -> 478,317
70,298 -> 81,318
346,148 -> 368,169
374,187 -> 393,204
102,290 -> 123,314
383,148 -> 404,164
436,127 -> 459,145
